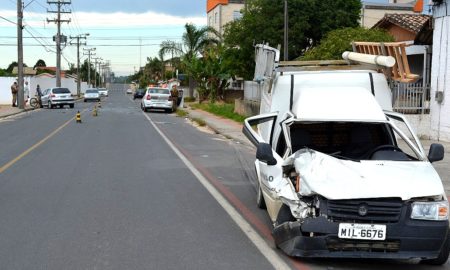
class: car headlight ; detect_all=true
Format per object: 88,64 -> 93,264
411,201 -> 448,221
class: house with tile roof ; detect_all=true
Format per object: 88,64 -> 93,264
372,13 -> 432,88
361,0 -> 423,28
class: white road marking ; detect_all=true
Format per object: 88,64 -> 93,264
142,111 -> 291,270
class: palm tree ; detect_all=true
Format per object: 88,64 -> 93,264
160,23 -> 220,97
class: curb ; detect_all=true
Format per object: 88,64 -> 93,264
0,107 -> 35,119
182,107 -> 254,148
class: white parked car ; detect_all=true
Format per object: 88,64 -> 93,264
126,89 -> 132,94
141,87 -> 174,113
84,89 -> 100,102
41,87 -> 74,109
98,88 -> 109,97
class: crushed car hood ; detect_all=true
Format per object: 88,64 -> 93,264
293,149 -> 445,200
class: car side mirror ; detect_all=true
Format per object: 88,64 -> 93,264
256,143 -> 277,166
428,143 -> 444,163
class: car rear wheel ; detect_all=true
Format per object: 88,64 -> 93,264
69,104 -> 74,109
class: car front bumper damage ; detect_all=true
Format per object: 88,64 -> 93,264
273,216 -> 449,260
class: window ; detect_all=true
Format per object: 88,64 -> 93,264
233,11 -> 243,20
209,16 -> 212,26
214,12 -> 218,24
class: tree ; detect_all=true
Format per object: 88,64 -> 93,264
34,59 -> 47,69
223,0 -> 362,79
160,23 -> 220,97
6,61 -> 28,74
188,45 -> 231,103
301,27 -> 395,60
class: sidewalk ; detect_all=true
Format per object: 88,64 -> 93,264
0,104 -> 33,119
184,106 -> 252,146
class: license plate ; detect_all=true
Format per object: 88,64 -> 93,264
338,223 -> 386,240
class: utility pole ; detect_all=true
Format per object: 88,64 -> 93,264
283,0 -> 289,61
17,0 -> 24,109
70,33 -> 88,97
92,57 -> 102,87
83,48 -> 96,88
47,0 -> 71,87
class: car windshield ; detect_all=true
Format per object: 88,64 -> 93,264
86,89 -> 98,93
53,88 -> 70,94
148,88 -> 169,95
137,89 -> 145,93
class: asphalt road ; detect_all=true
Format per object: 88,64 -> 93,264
0,84 -> 448,270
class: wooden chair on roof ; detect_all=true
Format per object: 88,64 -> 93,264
352,42 -> 419,83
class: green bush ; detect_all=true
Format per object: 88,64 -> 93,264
192,103 -> 246,123
302,27 -> 395,60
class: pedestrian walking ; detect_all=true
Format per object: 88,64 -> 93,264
170,85 -> 179,111
10,81 -> 18,107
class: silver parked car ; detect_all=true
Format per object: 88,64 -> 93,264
98,88 -> 109,97
141,87 -> 173,112
84,89 -> 100,102
41,87 -> 75,109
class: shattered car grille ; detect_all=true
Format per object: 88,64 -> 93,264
327,198 -> 403,223
326,237 -> 400,252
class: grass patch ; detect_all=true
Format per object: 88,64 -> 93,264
191,102 -> 246,123
192,117 -> 206,126
175,109 -> 188,117
183,97 -> 196,102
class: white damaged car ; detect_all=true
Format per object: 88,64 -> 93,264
243,74 -> 449,264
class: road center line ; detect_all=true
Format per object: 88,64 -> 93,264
142,111 -> 292,270
0,108 -> 88,174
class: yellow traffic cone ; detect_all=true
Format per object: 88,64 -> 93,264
76,111 -> 81,123
92,105 -> 98,117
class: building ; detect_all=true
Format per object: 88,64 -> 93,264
430,0 -> 450,141
206,0 -> 245,36
372,13 -> 432,85
361,0 -> 423,28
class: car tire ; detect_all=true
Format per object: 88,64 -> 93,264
59,105 -> 63,109
276,204 -> 296,226
256,179 -> 266,209
84,99 -> 86,102
70,104 -> 74,109
421,236 -> 450,265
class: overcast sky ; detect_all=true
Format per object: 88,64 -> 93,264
0,0 -> 397,76
0,0 -> 206,76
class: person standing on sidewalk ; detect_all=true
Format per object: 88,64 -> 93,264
10,81 -> 18,107
170,85 -> 179,111
36,84 -> 42,106
24,81 -> 30,105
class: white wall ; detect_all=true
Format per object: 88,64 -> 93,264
0,77 -> 18,105
0,76 -> 85,104
430,13 -> 450,142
